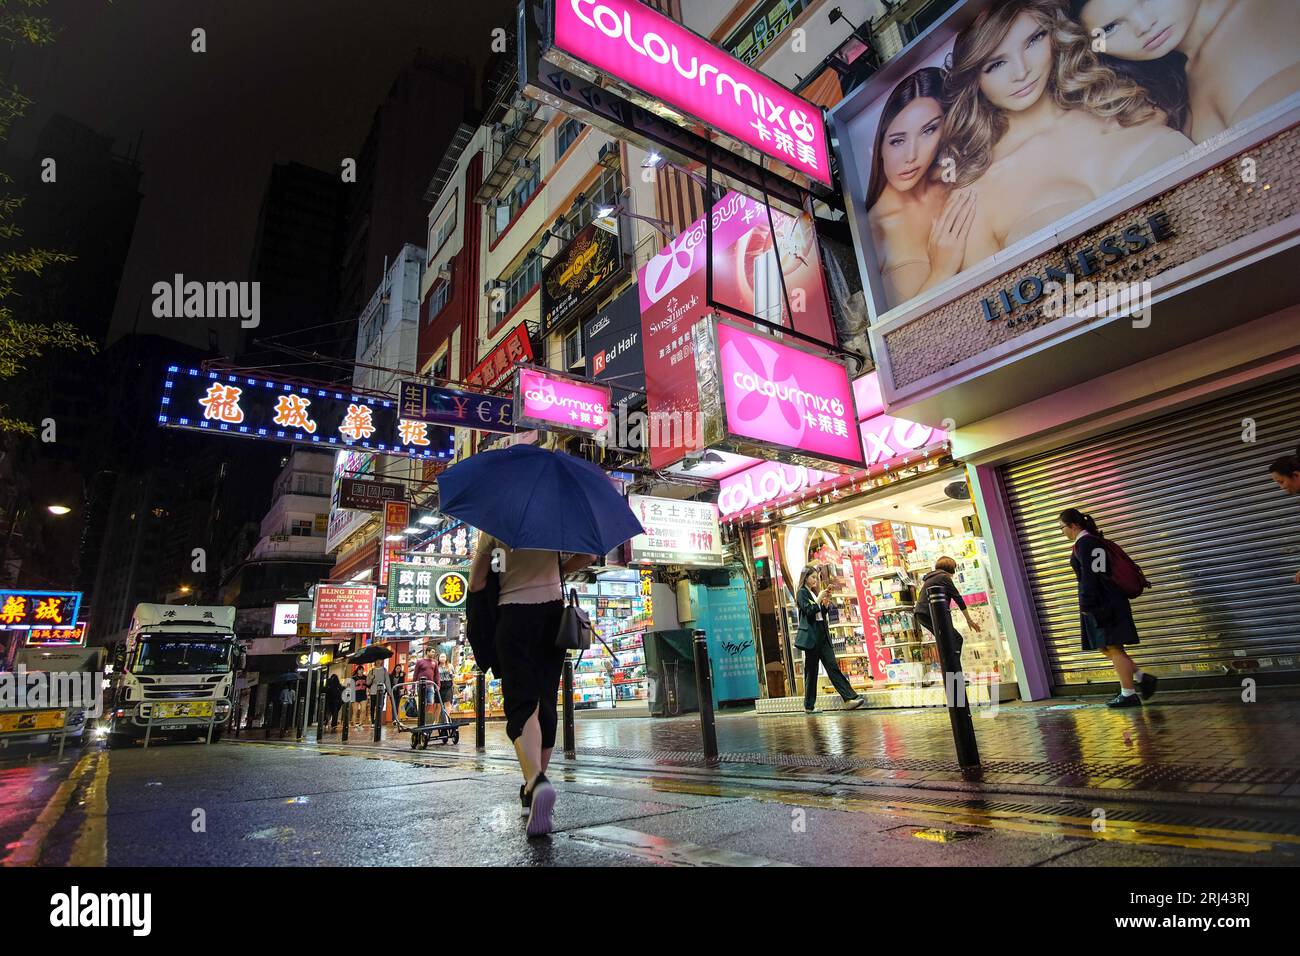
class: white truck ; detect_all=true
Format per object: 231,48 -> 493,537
105,604 -> 244,747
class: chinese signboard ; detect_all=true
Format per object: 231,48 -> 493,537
583,286 -> 644,410
25,622 -> 88,647
159,367 -> 455,461
541,221 -> 626,334
339,477 -> 406,512
628,495 -> 722,567
513,365 -> 612,436
373,597 -> 449,639
386,562 -> 469,614
311,585 -> 376,633
465,322 -> 534,390
397,381 -> 515,434
379,501 -> 410,588
550,0 -> 831,186
0,590 -> 81,629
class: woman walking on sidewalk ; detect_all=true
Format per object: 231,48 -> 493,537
469,535 -> 595,837
1059,508 -> 1156,708
795,566 -> 865,714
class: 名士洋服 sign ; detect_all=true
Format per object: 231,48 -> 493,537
628,495 -> 723,567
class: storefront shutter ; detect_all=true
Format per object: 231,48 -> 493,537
1001,375 -> 1300,688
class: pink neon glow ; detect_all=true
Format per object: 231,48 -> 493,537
858,412 -> 946,467
519,367 -> 611,432
717,324 -> 863,464
852,372 -> 885,420
555,0 -> 831,186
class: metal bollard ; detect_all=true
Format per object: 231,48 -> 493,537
562,657 -> 575,758
691,629 -> 719,763
926,584 -> 981,771
474,670 -> 486,751
372,692 -> 382,743
417,680 -> 427,734
316,686 -> 325,742
342,700 -> 349,742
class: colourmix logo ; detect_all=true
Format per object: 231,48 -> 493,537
50,887 -> 152,936
556,0 -> 830,184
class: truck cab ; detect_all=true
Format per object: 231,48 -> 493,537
107,604 -> 244,747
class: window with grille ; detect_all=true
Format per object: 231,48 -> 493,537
557,118 -> 583,157
291,519 -> 314,537
562,325 -> 584,369
428,281 -> 450,322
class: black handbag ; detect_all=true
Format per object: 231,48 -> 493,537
466,568 -> 501,676
555,586 -> 595,651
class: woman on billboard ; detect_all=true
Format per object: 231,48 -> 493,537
867,67 -> 978,308
942,0 -> 1192,266
1069,0 -> 1300,143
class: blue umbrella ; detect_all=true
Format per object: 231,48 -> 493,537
437,445 -> 644,555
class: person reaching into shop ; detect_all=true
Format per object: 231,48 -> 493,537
469,534 -> 596,838
913,556 -> 981,661
795,566 -> 866,714
1059,508 -> 1155,707
1268,448 -> 1300,584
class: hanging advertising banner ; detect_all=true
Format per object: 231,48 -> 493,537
158,367 -> 455,461
338,477 -> 406,512
465,322 -> 534,390
374,598 -> 449,639
628,495 -> 723,567
547,0 -> 831,187
694,316 -> 863,472
311,585 -> 376,633
25,622 -> 88,647
541,221 -> 626,335
693,578 -> 760,703
272,602 -> 302,636
0,590 -> 81,629
583,285 -> 645,410
849,555 -> 889,682
397,381 -> 515,434
379,501 -> 410,588
326,450 -> 375,553
513,365 -> 612,436
387,562 -> 469,614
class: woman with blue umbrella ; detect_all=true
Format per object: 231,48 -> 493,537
444,445 -> 644,838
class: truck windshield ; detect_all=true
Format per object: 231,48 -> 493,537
135,636 -> 231,675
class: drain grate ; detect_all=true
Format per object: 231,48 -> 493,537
572,746 -> 1300,788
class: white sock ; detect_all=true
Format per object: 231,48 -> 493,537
1133,669 -> 1145,681
1121,687 -> 1137,696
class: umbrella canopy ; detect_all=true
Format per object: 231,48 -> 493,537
437,445 -> 644,555
347,645 -> 394,665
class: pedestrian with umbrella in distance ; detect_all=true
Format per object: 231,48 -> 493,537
443,444 -> 644,838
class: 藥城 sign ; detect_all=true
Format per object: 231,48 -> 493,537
0,590 -> 81,629
159,367 -> 455,461
386,562 -> 469,614
513,365 -> 612,437
628,495 -> 722,567
397,381 -> 514,434
311,585 -> 376,633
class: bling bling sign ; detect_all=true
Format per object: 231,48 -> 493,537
550,0 -> 831,186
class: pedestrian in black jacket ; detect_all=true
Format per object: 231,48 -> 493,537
1059,508 -> 1156,708
794,566 -> 865,713
1268,447 -> 1300,585
913,556 -> 981,659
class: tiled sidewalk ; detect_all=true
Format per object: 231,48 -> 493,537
243,686 -> 1300,803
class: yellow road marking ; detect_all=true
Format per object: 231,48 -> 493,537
2,751 -> 97,867
70,751 -> 109,867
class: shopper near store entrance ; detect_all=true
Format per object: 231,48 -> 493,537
437,652 -> 455,727
914,557 -> 982,658
412,648 -> 439,716
1059,508 -> 1156,707
795,566 -> 866,713
1268,448 -> 1300,584
469,535 -> 596,838
324,673 -> 343,732
350,665 -> 367,729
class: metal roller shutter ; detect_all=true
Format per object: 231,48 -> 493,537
1002,375 -> 1300,688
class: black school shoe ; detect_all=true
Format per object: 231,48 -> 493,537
525,773 -> 556,838
1106,692 -> 1142,708
519,784 -> 531,817
1139,673 -> 1158,700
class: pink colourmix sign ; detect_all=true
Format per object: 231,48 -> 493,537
717,323 -> 863,465
554,0 -> 831,186
516,367 -> 611,435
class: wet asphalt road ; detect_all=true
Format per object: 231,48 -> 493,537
4,736 -> 1297,867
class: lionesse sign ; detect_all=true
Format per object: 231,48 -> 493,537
541,222 -> 626,334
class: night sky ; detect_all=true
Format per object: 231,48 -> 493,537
11,0 -> 517,353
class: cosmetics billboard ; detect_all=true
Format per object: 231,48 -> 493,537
836,0 -> 1300,315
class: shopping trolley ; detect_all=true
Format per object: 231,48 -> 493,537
391,680 -> 461,749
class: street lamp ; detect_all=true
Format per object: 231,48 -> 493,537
47,504 -> 72,516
